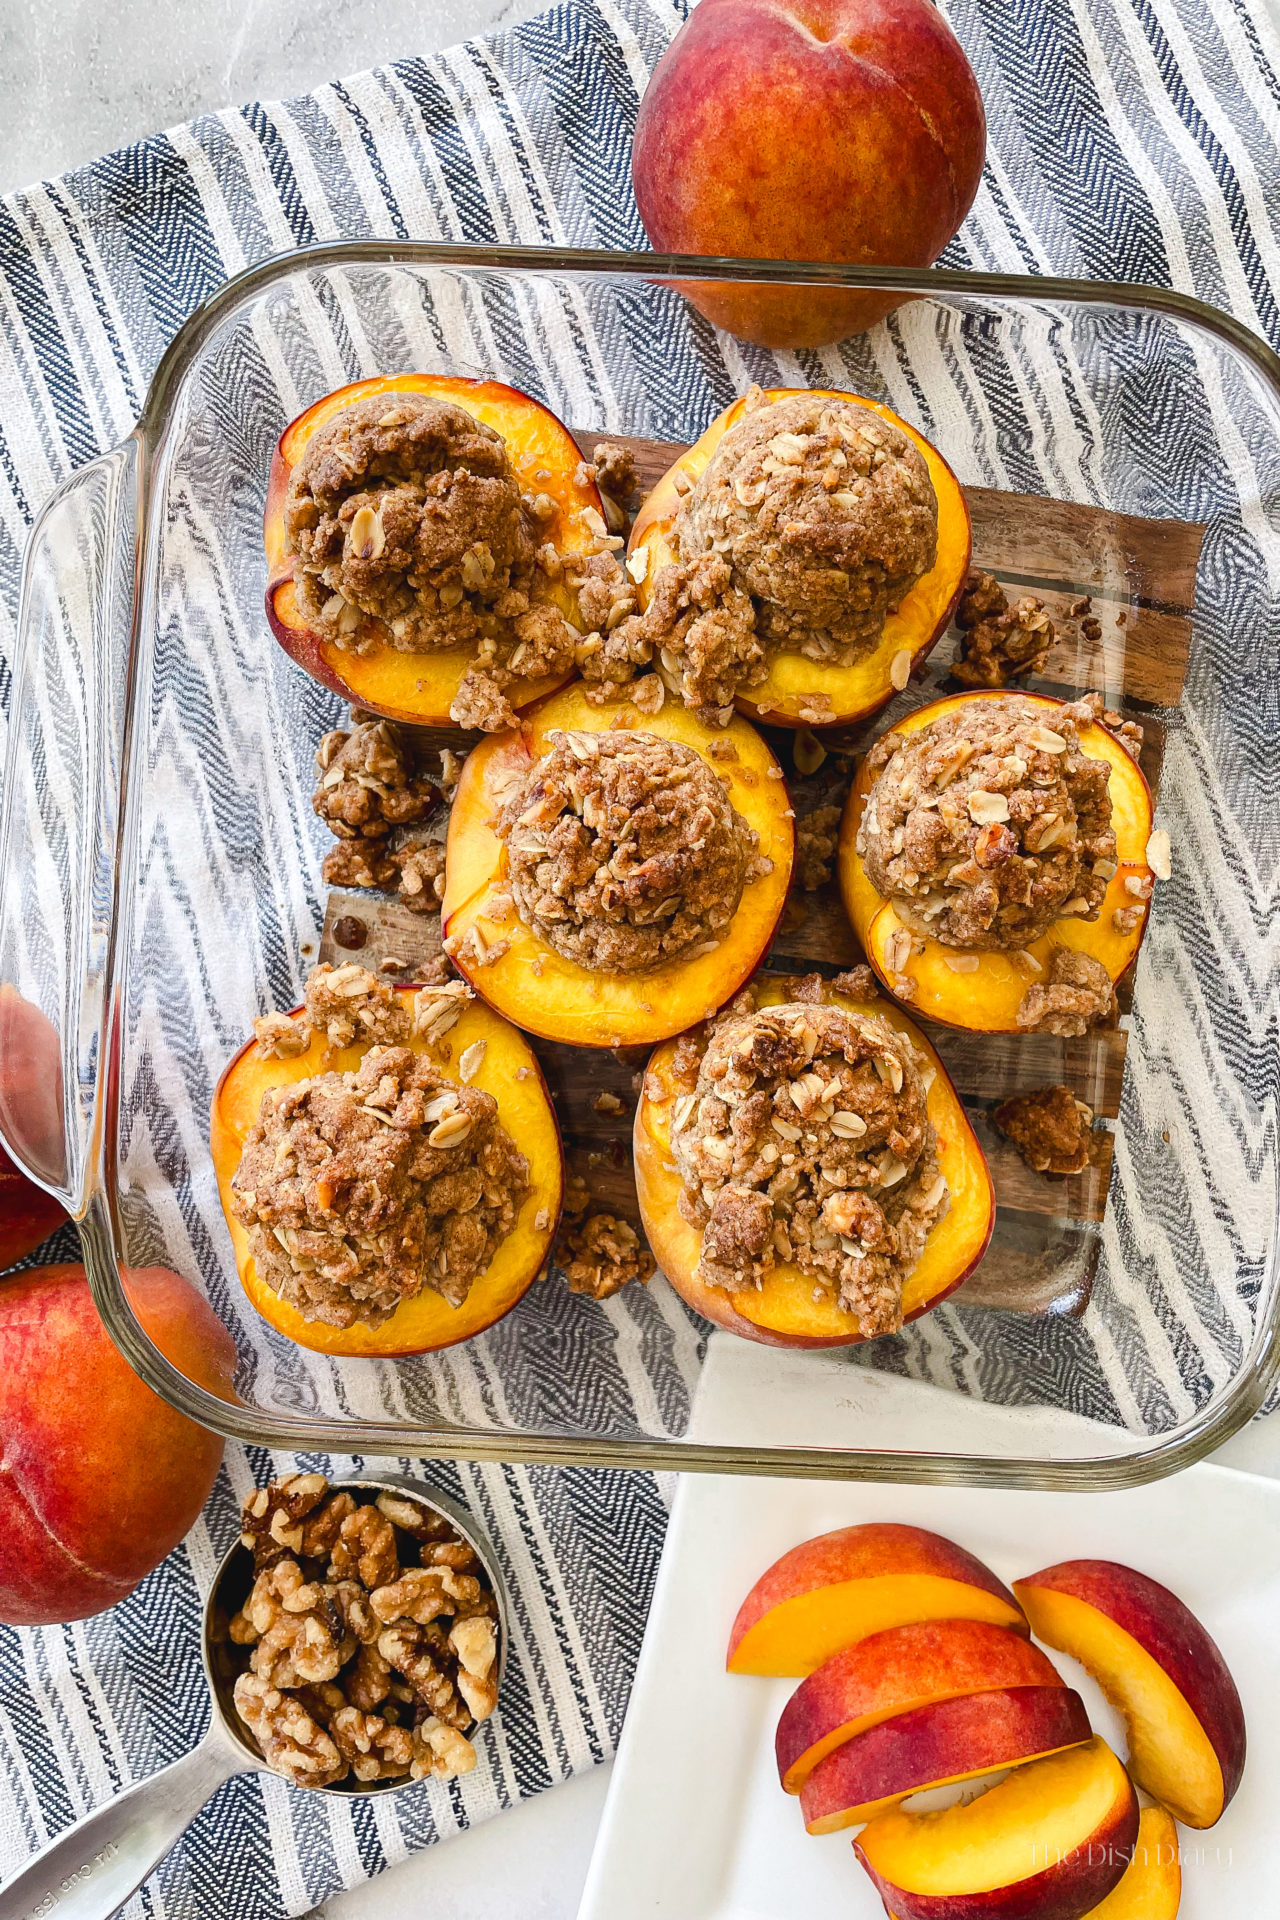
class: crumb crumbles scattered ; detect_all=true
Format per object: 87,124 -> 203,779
994,1084 -> 1096,1175
1014,949 -> 1116,1036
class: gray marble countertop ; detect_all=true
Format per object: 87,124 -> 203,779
0,0 -> 545,196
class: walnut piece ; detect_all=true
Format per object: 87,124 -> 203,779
229,1475 -> 501,1792
994,1084 -> 1096,1175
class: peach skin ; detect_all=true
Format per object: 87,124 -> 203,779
1014,1560 -> 1245,1829
855,1737 -> 1139,1920
799,1683 -> 1092,1834
776,1616 -> 1063,1793
728,1523 -> 1027,1677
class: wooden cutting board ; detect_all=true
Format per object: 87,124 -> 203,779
315,426 -> 1204,1321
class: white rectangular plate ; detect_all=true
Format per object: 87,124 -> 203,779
578,1351 -> 1272,1918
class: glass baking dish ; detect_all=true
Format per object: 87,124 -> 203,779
2,241 -> 1279,1486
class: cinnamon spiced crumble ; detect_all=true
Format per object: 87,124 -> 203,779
495,728 -> 764,972
670,987 -> 948,1335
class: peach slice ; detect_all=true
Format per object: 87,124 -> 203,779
627,387 -> 970,729
777,1617 -> 1062,1792
855,1736 -> 1139,1920
728,1524 -> 1026,1678
210,988 -> 562,1357
263,373 -> 604,727
636,973 -> 994,1350
838,691 -> 1155,1033
1014,1560 -> 1245,1829
441,683 -> 794,1049
1085,1805 -> 1180,1919
800,1684 -> 1092,1834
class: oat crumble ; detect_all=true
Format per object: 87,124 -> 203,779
952,570 -> 1055,688
495,728 -> 763,972
1015,949 -> 1116,1036
860,696 -> 1117,951
670,986 -> 948,1334
995,1084 -> 1096,1175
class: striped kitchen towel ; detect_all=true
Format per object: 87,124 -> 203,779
1,0 -> 1280,1915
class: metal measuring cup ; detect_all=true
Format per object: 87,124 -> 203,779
0,1477 -> 510,1920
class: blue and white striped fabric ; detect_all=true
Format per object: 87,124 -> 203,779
1,1 -> 1279,1914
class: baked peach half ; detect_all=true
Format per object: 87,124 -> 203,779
799,1683 -> 1092,1835
839,691 -> 1155,1033
1014,1560 -> 1245,1829
777,1617 -> 1062,1793
728,1524 -> 1026,1679
210,986 -> 562,1357
264,373 -> 605,726
855,1736 -> 1139,1920
627,387 -> 970,728
635,974 -> 993,1349
441,683 -> 794,1048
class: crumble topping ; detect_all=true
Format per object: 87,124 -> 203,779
953,570 -> 1055,688
229,1477 -> 499,1789
495,728 -> 763,973
795,803 -> 842,891
995,1084 -> 1096,1175
313,715 -> 448,912
670,992 -> 948,1334
231,1022 -> 529,1328
1015,949 -> 1116,1036
283,392 -> 583,728
860,697 -> 1117,951
554,1179 -> 655,1298
613,390 -> 938,725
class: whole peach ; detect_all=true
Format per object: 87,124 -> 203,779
0,1264 -> 237,1625
632,0 -> 986,347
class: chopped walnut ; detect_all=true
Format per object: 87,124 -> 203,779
331,1705 -> 415,1781
329,1506 -> 400,1590
1016,950 -> 1116,1036
412,1716 -> 478,1781
994,1084 -> 1096,1176
240,1473 -> 330,1567
795,803 -> 842,891
233,1673 -> 346,1788
229,1475 -> 500,1791
556,1210 -> 655,1300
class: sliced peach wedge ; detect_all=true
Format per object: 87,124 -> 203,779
855,1736 -> 1139,1920
1014,1560 -> 1246,1829
776,1617 -> 1062,1794
728,1524 -> 1026,1679
635,974 -> 994,1350
627,387 -> 971,728
210,988 -> 562,1357
800,1683 -> 1093,1835
1086,1805 -> 1181,1919
264,373 -> 604,726
838,691 -> 1155,1033
441,683 -> 794,1048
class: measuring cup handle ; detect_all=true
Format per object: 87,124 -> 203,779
0,1720 -> 247,1920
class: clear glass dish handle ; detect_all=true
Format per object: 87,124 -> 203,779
0,439 -> 139,1214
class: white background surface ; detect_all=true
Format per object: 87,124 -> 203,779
2,1 -> 1279,1914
